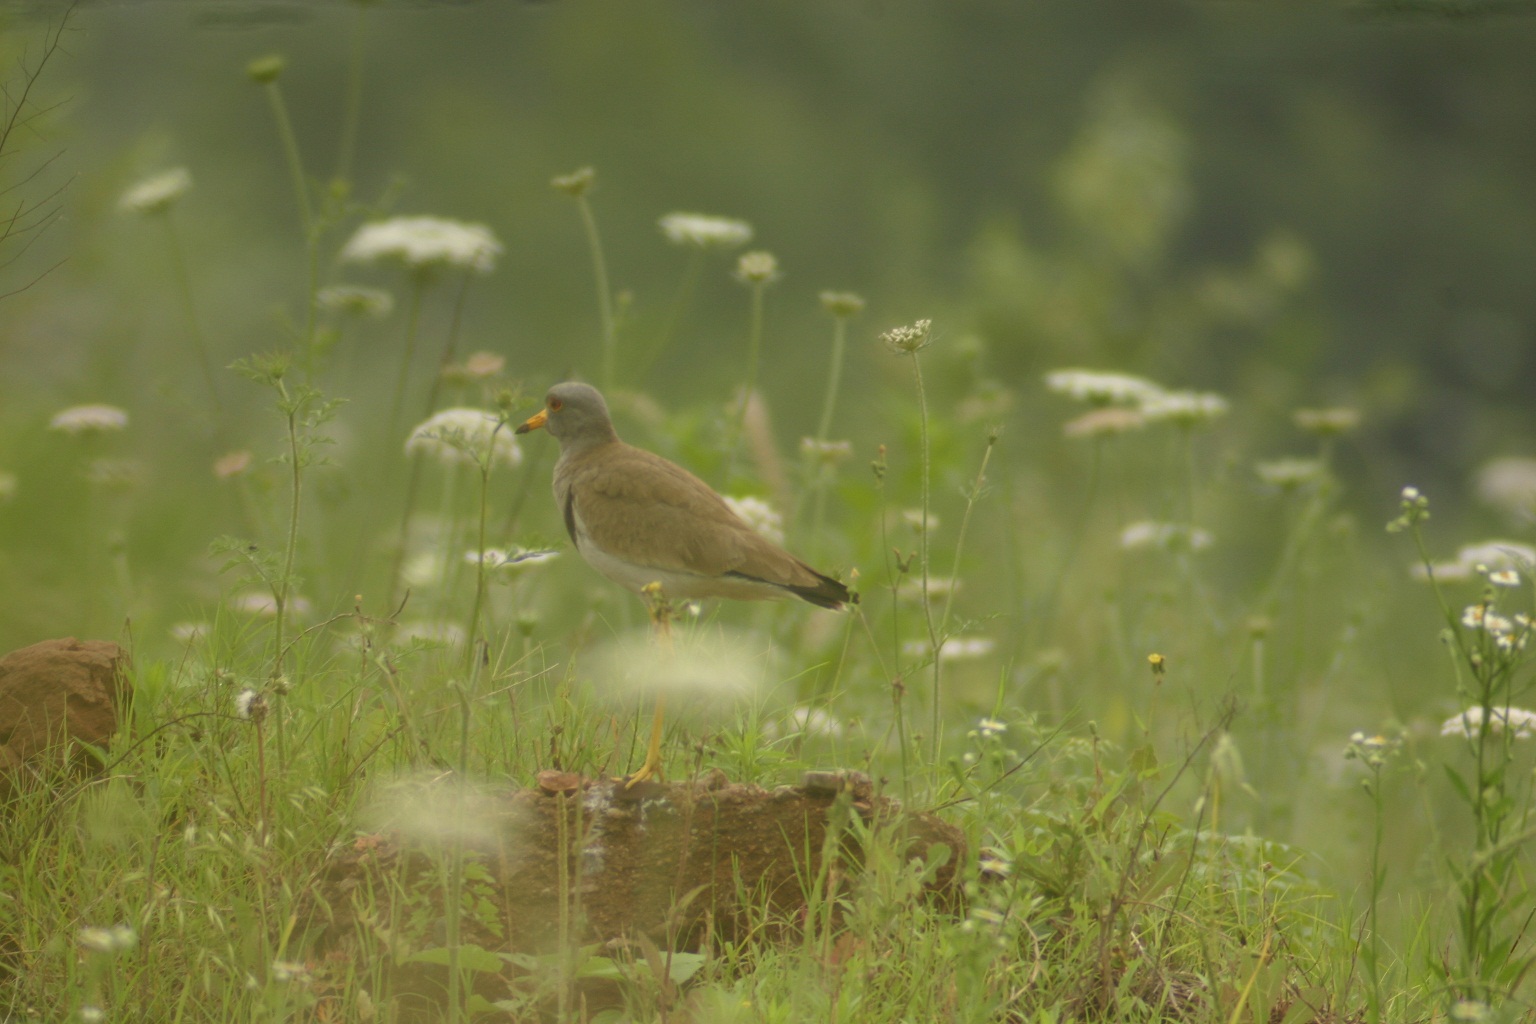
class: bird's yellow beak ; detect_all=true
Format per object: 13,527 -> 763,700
514,408 -> 548,435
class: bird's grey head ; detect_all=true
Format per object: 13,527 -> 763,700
516,381 -> 618,449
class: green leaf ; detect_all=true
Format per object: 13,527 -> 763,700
406,943 -> 504,974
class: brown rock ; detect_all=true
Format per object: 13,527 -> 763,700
312,773 -> 965,962
0,638 -> 130,795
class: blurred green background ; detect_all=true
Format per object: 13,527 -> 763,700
0,0 -> 1533,722
0,0 -> 1532,944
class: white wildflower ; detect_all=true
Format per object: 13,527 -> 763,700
903,637 -> 996,663
723,495 -> 784,546
978,853 -> 1012,877
229,590 -> 311,618
1441,706 -> 1536,740
901,508 -> 938,533
1293,407 -> 1361,436
80,1006 -> 104,1023
800,438 -> 853,465
978,717 -> 1007,737
169,621 -> 208,645
462,351 -> 505,380
341,216 -> 502,274
49,404 -> 128,435
734,250 -> 780,284
1139,390 -> 1229,426
1044,369 -> 1165,407
658,212 -> 753,249
1488,569 -> 1521,587
119,167 -> 192,214
820,291 -> 866,317
1255,458 -> 1325,490
318,285 -> 394,319
405,408 -> 521,468
271,960 -> 309,983
1414,540 -> 1536,582
1476,457 -> 1536,520
1120,521 -> 1214,553
765,705 -> 845,741
897,576 -> 960,601
464,547 -> 560,569
880,318 -> 933,354
77,924 -> 136,953
213,450 -> 253,479
1062,407 -> 1145,439
234,688 -> 262,720
946,638 -> 998,662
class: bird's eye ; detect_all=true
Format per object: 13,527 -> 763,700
549,397 -> 563,412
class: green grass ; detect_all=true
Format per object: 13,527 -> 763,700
1,9 -> 1535,1022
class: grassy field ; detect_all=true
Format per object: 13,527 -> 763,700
2,6 -> 1535,1022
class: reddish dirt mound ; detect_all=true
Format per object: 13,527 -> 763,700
0,637 -> 130,797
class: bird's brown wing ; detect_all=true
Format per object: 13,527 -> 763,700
567,443 -> 834,595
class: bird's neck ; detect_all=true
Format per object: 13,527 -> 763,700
557,430 -> 620,459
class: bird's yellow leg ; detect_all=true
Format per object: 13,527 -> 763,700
625,583 -> 674,787
625,690 -> 667,788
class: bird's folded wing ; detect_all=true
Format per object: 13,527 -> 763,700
569,444 -> 819,588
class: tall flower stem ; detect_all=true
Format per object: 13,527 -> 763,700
332,1 -> 370,187
908,350 -> 941,759
160,215 -> 221,419
261,79 -> 313,232
724,274 -> 769,484
387,276 -> 427,449
814,314 -> 849,446
424,273 -> 474,419
573,194 -> 617,392
270,379 -> 305,772
642,247 -> 703,380
465,456 -> 494,678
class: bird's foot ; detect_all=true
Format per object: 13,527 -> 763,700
621,756 -> 663,790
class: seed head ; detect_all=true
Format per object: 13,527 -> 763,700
819,291 -> 866,317
1293,407 -> 1360,437
734,250 -> 780,285
246,54 -> 284,84
550,166 -> 595,198
318,285 -> 394,319
880,318 -> 932,354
